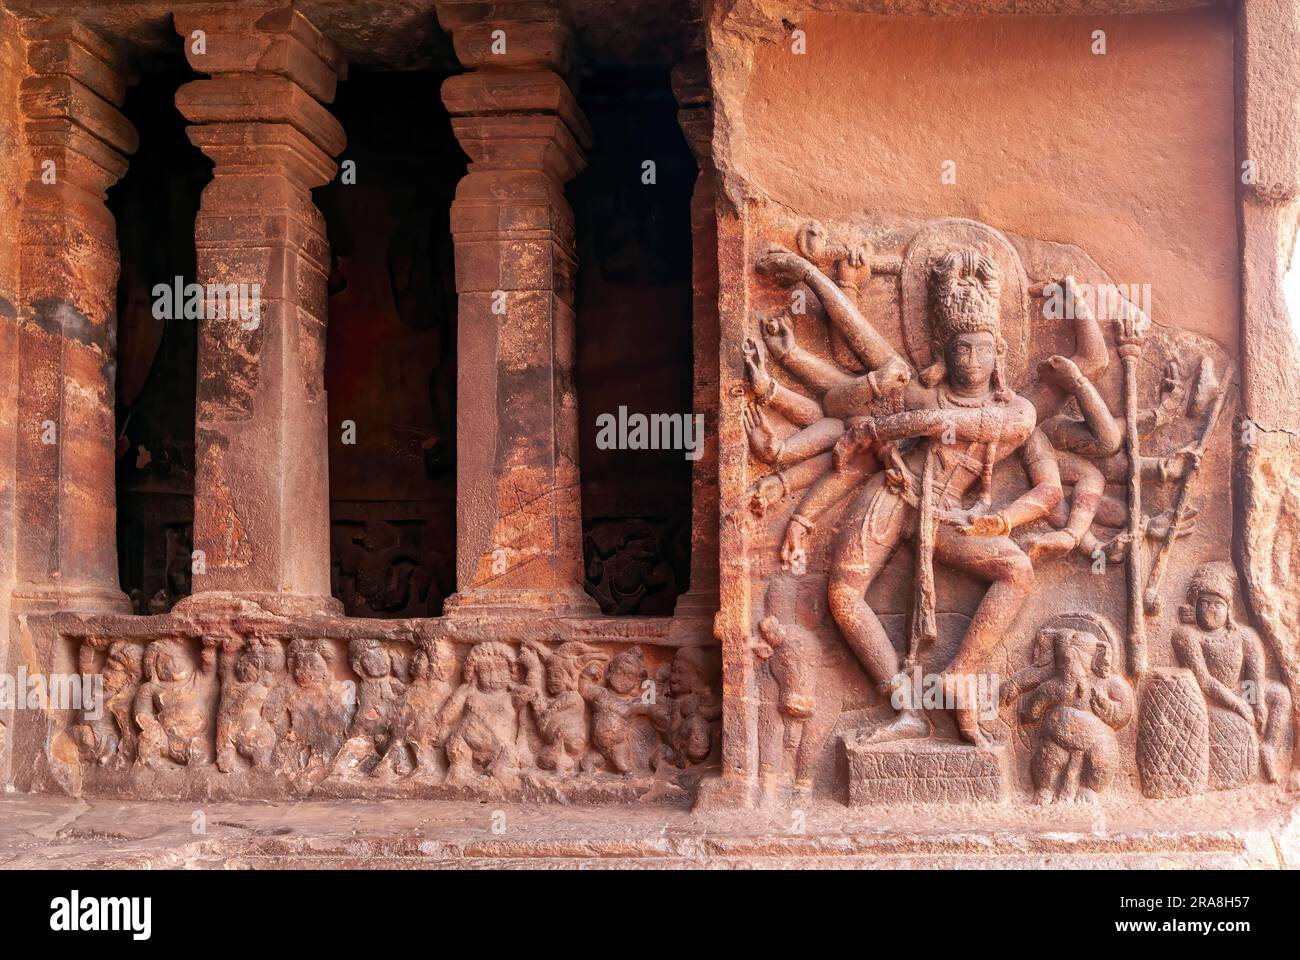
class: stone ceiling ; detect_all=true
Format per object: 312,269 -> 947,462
7,1 -> 703,73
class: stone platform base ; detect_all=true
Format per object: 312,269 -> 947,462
843,734 -> 1009,805
1,792 -> 1297,869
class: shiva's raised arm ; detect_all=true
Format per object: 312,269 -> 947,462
756,245 -> 903,374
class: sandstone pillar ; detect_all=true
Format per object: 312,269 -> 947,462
669,57 -> 720,643
10,18 -> 135,614
436,1 -> 598,617
1233,0 -> 1300,788
173,5 -> 345,616
0,9 -> 21,785
5,17 -> 135,792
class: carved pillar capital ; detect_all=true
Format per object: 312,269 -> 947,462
434,0 -> 575,72
443,69 -> 590,180
174,4 -> 345,183
172,5 -> 346,617
175,4 -> 344,100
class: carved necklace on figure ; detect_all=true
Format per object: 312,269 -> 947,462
935,386 -> 1002,509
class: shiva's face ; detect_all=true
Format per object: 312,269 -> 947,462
945,331 -> 997,391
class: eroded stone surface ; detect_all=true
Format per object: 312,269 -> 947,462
0,0 -> 1297,870
1,791 -> 1298,868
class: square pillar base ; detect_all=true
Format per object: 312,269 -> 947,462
442,585 -> 599,620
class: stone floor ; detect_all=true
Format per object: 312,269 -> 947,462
2,786 -> 1297,868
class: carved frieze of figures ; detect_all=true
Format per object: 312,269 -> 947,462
68,628 -> 719,800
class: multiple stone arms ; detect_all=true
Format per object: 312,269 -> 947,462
850,401 -> 1023,447
744,337 -> 825,425
1024,277 -> 1111,416
755,245 -> 902,372
953,428 -> 1063,537
759,315 -> 854,395
744,405 -> 845,467
746,453 -> 843,517
1000,430 -> 1065,531
1036,358 -> 1124,458
742,331 -> 841,466
823,356 -> 914,421
780,455 -> 875,568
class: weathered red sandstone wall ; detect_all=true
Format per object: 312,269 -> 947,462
707,3 -> 1253,805
724,9 -> 1238,348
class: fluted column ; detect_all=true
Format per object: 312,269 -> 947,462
173,5 -> 345,616
436,1 -> 598,617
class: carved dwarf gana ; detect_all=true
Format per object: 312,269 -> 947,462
215,635 -> 285,773
650,647 -> 721,768
133,638 -> 212,769
757,243 -> 1061,746
281,638 -> 352,770
519,640 -> 603,774
580,646 -> 653,775
333,637 -> 407,777
379,636 -> 458,779
439,641 -> 525,788
1171,561 -> 1292,785
76,639 -> 144,765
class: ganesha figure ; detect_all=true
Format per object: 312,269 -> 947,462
1002,614 -> 1134,803
755,223 -> 1060,746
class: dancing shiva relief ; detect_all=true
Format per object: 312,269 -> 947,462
738,214 -> 1295,807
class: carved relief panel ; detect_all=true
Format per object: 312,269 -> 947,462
64,617 -> 718,804
727,209 -> 1292,810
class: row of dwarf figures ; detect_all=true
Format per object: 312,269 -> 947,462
73,634 -> 721,789
757,560 -> 1294,803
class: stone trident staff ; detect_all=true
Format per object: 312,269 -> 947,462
1116,303 -> 1151,676
1142,366 -> 1234,616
